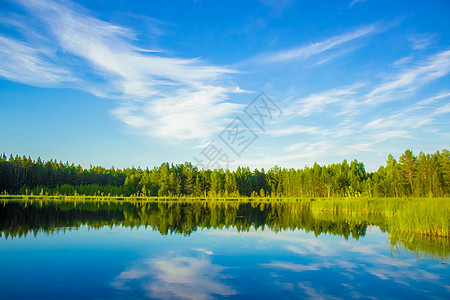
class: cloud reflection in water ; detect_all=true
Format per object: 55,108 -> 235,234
111,250 -> 237,300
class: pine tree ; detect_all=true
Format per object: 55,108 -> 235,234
399,150 -> 416,196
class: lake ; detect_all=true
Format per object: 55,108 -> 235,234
1,199 -> 449,299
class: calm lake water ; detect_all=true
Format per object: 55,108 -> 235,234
1,200 -> 449,299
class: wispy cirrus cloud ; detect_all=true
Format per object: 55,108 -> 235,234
259,0 -> 295,17
253,48 -> 450,170
0,0 -> 243,141
349,0 -> 367,8
252,24 -> 381,64
12,0 -> 236,97
433,102 -> 450,115
281,50 -> 450,121
407,91 -> 450,112
0,35 -> 73,86
0,0 -> 448,167
279,90 -> 445,158
392,55 -> 413,67
286,84 -> 363,116
365,50 -> 450,105
407,33 -> 438,50
266,124 -> 326,136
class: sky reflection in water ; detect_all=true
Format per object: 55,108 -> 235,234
2,227 -> 448,299
0,201 -> 449,299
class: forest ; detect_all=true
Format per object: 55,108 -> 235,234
0,149 -> 449,198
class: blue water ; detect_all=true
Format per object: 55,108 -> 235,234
0,200 -> 449,299
1,225 -> 449,299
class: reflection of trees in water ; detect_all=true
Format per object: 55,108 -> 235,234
0,201 -> 366,239
0,200 -> 447,259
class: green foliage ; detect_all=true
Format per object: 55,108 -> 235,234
0,150 -> 449,198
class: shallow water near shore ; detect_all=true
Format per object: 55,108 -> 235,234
1,200 -> 448,299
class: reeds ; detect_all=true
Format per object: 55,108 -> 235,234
310,197 -> 449,238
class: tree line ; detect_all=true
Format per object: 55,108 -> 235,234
0,149 -> 449,198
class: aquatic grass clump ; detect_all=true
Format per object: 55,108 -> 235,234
310,198 -> 449,238
387,200 -> 449,237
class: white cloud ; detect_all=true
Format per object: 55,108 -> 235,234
365,50 -> 450,105
407,33 -> 438,50
284,141 -> 332,157
230,140 -> 338,170
367,130 -> 413,143
346,142 -> 376,152
2,0 -> 243,141
363,113 -> 434,131
265,50 -> 450,170
392,56 -> 413,67
349,0 -> 367,8
259,25 -> 378,63
0,35 -> 74,86
406,92 -> 450,112
260,0 -> 295,16
266,125 -> 325,136
281,52 -> 450,122
112,86 -> 242,140
358,90 -> 450,144
287,84 -> 363,116
433,103 -> 450,115
1,0 -> 448,164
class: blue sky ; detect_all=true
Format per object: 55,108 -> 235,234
0,0 -> 449,171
